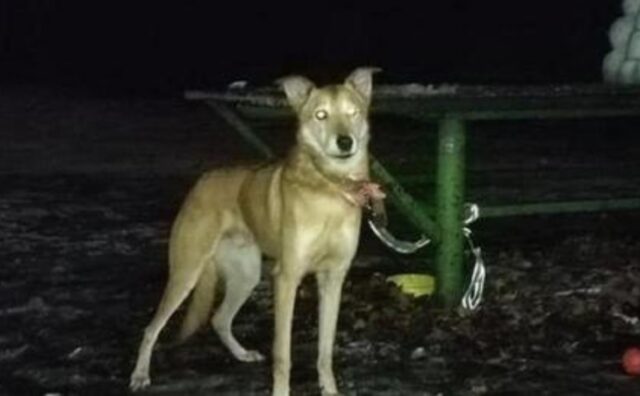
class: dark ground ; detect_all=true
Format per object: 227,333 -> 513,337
1,87 -> 640,395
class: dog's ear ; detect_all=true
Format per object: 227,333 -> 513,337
345,67 -> 382,103
276,75 -> 315,110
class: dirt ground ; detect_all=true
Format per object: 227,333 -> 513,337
1,87 -> 639,395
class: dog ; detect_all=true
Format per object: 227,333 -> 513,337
130,67 -> 382,396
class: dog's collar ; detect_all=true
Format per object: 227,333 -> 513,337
338,179 -> 386,208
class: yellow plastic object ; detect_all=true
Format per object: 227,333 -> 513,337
386,274 -> 436,298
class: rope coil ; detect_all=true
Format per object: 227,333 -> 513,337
461,203 -> 486,311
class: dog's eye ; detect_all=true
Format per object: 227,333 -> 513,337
347,109 -> 359,117
315,110 -> 328,120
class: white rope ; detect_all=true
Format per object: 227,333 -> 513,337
367,218 -> 431,254
461,204 -> 486,311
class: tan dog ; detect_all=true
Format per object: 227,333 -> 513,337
130,67 -> 381,396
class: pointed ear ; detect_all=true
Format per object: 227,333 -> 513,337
345,67 -> 382,103
275,75 -> 315,110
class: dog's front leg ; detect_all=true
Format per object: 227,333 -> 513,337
316,266 -> 348,396
272,266 -> 301,396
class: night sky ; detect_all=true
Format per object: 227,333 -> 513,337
0,1 -> 622,95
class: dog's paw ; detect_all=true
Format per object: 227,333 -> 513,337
129,373 -> 151,392
236,349 -> 265,363
321,391 -> 342,396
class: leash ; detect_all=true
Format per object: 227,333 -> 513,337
365,192 -> 431,254
461,203 -> 485,311
368,218 -> 432,254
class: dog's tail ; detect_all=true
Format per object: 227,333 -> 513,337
175,260 -> 218,343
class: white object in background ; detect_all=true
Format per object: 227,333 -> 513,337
227,80 -> 249,90
603,0 -> 640,84
620,59 -> 640,83
624,0 -> 640,15
627,31 -> 640,58
603,50 -> 625,82
609,16 -> 634,48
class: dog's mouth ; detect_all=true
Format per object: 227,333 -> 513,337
330,153 -> 355,160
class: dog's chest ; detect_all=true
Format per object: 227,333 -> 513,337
295,196 -> 362,269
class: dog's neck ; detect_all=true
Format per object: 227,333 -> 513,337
284,145 -> 369,195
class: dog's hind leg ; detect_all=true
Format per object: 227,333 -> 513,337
130,266 -> 207,390
212,231 -> 265,362
130,215 -> 222,391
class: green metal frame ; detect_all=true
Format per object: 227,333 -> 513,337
186,84 -> 640,309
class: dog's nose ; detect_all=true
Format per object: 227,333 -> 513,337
336,135 -> 354,152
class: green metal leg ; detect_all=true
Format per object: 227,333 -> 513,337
435,118 -> 467,307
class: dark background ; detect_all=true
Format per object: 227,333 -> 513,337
0,1 -> 622,95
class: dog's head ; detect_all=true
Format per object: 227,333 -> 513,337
278,67 -> 380,166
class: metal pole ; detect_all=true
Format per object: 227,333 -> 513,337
435,117 -> 467,307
